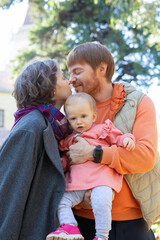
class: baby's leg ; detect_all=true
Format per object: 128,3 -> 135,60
57,190 -> 85,226
91,186 -> 113,240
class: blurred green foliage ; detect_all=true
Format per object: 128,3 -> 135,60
0,0 -> 160,87
152,222 -> 160,239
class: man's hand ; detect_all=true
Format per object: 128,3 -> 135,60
68,136 -> 95,165
82,189 -> 92,209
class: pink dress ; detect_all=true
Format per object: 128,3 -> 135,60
59,119 -> 134,193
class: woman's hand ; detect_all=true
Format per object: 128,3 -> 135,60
68,136 -> 95,165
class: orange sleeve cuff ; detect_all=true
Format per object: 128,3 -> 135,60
101,145 -> 123,173
101,146 -> 114,165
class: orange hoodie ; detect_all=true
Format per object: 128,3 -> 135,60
73,83 -> 158,221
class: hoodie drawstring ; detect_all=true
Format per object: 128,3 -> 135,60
123,97 -> 135,107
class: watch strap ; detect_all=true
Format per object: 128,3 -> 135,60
93,146 -> 103,163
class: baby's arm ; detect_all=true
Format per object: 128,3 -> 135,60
123,137 -> 135,151
102,120 -> 135,151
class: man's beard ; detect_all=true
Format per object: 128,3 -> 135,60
84,76 -> 101,97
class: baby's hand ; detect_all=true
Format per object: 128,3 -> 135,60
123,137 -> 135,151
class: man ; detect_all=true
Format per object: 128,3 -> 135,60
66,42 -> 159,240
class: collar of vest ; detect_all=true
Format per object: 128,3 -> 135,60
108,82 -> 136,121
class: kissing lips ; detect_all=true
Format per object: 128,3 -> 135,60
74,84 -> 82,92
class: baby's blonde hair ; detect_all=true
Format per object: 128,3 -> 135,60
64,93 -> 97,116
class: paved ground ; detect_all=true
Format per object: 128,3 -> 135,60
0,128 -> 10,147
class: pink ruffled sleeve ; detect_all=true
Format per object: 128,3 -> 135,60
99,119 -> 135,147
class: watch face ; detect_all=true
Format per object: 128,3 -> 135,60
93,146 -> 103,163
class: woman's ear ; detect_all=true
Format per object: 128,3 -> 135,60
51,89 -> 56,98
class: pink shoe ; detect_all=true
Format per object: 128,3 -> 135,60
46,223 -> 84,240
93,238 -> 103,240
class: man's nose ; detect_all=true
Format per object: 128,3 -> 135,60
69,75 -> 76,84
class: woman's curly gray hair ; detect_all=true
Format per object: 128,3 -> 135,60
13,59 -> 58,109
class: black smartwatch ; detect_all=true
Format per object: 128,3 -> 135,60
93,146 -> 103,163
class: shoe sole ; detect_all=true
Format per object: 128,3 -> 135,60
46,234 -> 84,240
46,237 -> 84,240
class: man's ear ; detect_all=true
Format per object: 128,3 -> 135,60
98,62 -> 107,76
92,112 -> 97,122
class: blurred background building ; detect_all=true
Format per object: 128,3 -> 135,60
0,7 -> 32,146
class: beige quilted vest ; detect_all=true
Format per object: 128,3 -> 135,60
113,81 -> 160,230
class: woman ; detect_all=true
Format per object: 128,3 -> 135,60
0,59 -> 72,240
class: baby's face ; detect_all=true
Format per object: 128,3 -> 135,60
66,100 -> 97,133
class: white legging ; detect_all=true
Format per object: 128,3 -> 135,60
57,186 -> 113,238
